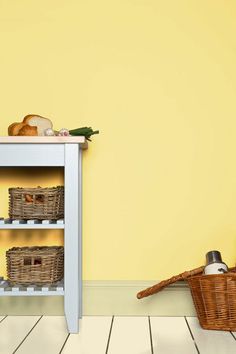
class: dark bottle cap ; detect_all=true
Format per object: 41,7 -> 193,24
206,250 -> 223,265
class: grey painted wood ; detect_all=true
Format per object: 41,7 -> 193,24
78,147 -> 82,319
0,280 -> 64,296
0,219 -> 64,229
0,144 -> 64,166
64,144 -> 80,333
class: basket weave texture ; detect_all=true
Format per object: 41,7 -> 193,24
9,186 -> 64,220
187,270 -> 236,331
6,246 -> 64,285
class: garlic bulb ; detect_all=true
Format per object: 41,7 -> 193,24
44,128 -> 55,136
58,128 -> 70,136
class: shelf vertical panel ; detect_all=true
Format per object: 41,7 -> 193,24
78,146 -> 82,319
64,143 -> 80,333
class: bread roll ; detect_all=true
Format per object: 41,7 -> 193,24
25,194 -> 33,202
18,125 -> 38,136
8,122 -> 26,136
23,114 -> 53,136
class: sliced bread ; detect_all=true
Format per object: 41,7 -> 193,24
23,114 -> 53,136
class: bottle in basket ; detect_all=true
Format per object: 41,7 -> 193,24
204,250 -> 228,275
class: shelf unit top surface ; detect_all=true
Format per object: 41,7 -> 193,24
0,136 -> 88,148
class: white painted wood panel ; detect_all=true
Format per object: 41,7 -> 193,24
108,316 -> 151,354
0,315 -> 40,354
150,317 -> 197,354
187,317 -> 236,354
62,316 -> 112,354
0,144 -> 64,166
16,316 -> 68,354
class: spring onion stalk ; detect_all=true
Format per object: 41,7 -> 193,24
69,127 -> 99,141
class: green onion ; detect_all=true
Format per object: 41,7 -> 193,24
69,127 -> 99,141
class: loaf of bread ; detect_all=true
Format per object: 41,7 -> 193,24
18,125 -> 38,136
23,115 -> 53,136
8,114 -> 53,136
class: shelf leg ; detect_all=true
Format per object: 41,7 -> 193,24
64,144 -> 81,333
79,147 -> 82,319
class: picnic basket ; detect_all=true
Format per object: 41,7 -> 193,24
137,266 -> 236,331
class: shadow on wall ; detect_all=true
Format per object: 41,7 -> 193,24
0,167 -> 64,186
0,167 -> 64,278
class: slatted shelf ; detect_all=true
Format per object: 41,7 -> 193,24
0,218 -> 64,229
0,278 -> 64,296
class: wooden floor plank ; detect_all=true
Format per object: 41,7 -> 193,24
187,317 -> 236,354
231,331 -> 236,340
150,317 -> 197,354
107,316 -> 151,354
0,316 -> 40,354
61,316 -> 112,354
1,315 -> 236,354
16,316 -> 68,354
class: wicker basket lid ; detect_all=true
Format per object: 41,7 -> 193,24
6,246 -> 64,255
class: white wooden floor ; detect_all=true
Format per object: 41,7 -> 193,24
0,316 -> 236,354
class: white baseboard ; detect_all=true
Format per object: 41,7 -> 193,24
0,281 -> 196,316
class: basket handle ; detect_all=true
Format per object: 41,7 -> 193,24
137,265 -> 204,299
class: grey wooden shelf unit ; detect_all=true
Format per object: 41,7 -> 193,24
0,136 -> 88,333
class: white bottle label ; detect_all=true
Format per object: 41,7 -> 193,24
204,263 -> 228,275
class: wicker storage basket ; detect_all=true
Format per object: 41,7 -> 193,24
9,186 -> 64,220
187,271 -> 236,331
6,246 -> 64,285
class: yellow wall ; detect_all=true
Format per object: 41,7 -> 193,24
0,0 -> 236,280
